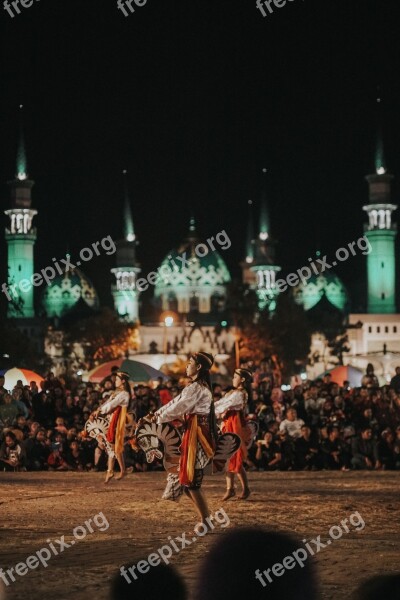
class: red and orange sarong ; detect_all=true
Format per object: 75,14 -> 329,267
106,406 -> 127,455
221,410 -> 249,473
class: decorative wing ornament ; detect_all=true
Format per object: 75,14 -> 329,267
84,415 -> 115,458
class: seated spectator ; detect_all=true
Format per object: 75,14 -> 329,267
66,440 -> 85,471
0,431 -> 26,471
194,527 -> 318,600
54,417 -> 68,435
32,391 -> 55,428
11,388 -> 29,418
0,393 -> 19,428
351,427 -> 381,470
361,363 -> 379,389
47,442 -> 69,471
321,426 -> 349,471
24,428 -> 50,471
378,429 -> 396,470
14,415 -> 30,440
295,425 -> 319,470
390,367 -> 400,393
277,430 -> 296,470
255,432 -> 282,470
279,408 -> 304,440
0,375 -> 8,400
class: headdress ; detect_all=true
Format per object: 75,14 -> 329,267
192,352 -> 214,370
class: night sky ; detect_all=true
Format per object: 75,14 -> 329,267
1,0 -> 400,311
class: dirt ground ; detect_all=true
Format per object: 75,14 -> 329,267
0,471 -> 399,600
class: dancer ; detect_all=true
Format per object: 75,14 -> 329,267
214,368 -> 252,500
91,371 -> 131,483
146,352 -> 217,525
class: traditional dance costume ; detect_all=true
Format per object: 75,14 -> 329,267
99,390 -> 130,456
154,381 -> 216,489
215,389 -> 249,473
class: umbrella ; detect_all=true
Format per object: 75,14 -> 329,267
318,365 -> 363,387
0,367 -> 44,391
87,359 -> 170,383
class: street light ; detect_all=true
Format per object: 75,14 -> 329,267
161,313 -> 175,360
164,316 -> 174,328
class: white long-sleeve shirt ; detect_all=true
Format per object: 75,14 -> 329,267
155,381 -> 212,423
214,389 -> 246,417
100,391 -> 130,414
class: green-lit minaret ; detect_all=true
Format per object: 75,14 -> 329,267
111,170 -> 141,322
363,98 -> 397,314
5,106 -> 37,318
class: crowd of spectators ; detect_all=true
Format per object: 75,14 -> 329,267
1,363 -> 400,473
0,369 -> 175,473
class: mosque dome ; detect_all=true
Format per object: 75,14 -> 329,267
292,272 -> 350,313
42,267 -> 100,318
155,219 -> 231,315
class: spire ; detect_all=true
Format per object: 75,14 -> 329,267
245,200 -> 254,263
375,95 -> 387,175
16,105 -> 28,181
185,214 -> 199,243
122,170 -> 135,242
189,214 -> 196,233
259,168 -> 270,240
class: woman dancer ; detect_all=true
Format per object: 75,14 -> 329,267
214,368 -> 252,500
91,371 -> 131,483
147,352 -> 217,525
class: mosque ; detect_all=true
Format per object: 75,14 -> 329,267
3,111 -> 400,378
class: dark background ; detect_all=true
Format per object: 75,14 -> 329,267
1,0 -> 399,311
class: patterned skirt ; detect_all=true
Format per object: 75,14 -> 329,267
179,414 -> 215,488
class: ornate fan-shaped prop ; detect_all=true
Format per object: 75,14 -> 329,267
211,433 -> 241,473
135,421 -> 183,501
84,415 -> 114,457
135,421 -> 181,472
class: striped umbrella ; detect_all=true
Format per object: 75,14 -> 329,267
0,367 -> 44,391
87,359 -> 169,384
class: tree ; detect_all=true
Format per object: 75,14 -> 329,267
0,318 -> 47,371
226,281 -> 312,378
66,308 -> 140,368
268,293 -> 312,378
306,295 -> 349,366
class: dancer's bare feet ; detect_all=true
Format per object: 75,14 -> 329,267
115,470 -> 126,480
238,488 -> 251,500
104,470 -> 114,484
222,488 -> 236,501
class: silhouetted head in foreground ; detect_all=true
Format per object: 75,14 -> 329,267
353,573 -> 400,600
194,527 -> 319,600
111,561 -> 187,600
